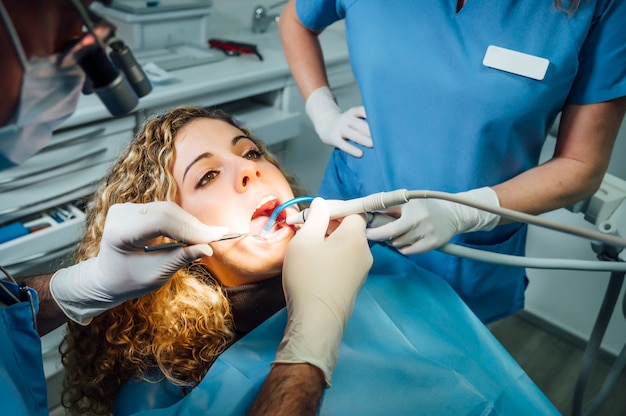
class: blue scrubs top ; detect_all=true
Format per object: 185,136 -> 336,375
296,0 -> 626,323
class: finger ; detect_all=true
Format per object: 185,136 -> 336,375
327,213 -> 366,241
390,227 -> 427,247
366,213 -> 396,228
347,117 -> 372,141
348,105 -> 367,120
365,216 -> 411,241
131,202 -> 229,244
297,198 -> 330,240
371,205 -> 403,218
182,243 -> 215,260
144,245 -> 215,281
334,140 -> 364,158
398,238 -> 437,255
181,225 -> 230,244
164,242 -> 216,264
345,128 -> 373,148
365,226 -> 391,241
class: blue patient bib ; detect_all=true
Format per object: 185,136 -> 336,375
118,245 -> 559,415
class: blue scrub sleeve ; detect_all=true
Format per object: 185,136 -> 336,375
295,0 -> 345,31
568,0 -> 626,104
0,281 -> 48,416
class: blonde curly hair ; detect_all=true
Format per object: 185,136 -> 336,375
60,106 -> 305,415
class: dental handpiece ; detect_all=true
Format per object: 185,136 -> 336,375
285,189 -> 410,225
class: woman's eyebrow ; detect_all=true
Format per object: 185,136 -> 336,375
183,152 -> 212,182
182,135 -> 251,182
232,134 -> 251,145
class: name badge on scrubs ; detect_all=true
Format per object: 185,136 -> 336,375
483,45 -> 549,81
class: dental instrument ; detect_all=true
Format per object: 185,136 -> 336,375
285,189 -> 626,251
285,190 -> 410,226
143,232 -> 266,252
261,196 -> 316,236
144,195 -> 317,253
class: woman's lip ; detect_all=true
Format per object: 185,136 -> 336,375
256,223 -> 296,241
249,204 -> 299,235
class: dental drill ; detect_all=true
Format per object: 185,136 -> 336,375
265,189 -> 626,258
283,189 -> 410,227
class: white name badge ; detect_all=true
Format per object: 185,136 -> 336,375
482,45 -> 549,81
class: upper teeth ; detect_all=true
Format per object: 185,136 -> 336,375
256,196 -> 278,210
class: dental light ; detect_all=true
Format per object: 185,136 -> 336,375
69,0 -> 152,116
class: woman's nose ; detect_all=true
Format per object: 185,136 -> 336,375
235,160 -> 261,192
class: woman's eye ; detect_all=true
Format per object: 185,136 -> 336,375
243,148 -> 263,160
196,170 -> 219,188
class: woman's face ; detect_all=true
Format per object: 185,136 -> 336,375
172,117 -> 299,286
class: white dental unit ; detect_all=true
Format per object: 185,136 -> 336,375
0,0 -> 625,414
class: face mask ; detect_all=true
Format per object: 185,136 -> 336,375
0,3 -> 85,170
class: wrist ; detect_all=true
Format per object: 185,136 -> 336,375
274,309 -> 344,387
454,187 -> 501,233
49,258 -> 111,325
305,86 -> 340,127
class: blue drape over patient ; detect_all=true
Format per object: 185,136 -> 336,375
116,245 -> 559,415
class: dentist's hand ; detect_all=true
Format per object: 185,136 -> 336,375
50,202 -> 228,324
366,187 -> 501,255
275,198 -> 373,386
305,86 -> 373,157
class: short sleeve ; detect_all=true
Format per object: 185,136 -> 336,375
295,0 -> 345,31
568,0 -> 626,104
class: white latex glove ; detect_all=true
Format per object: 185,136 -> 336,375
274,198 -> 373,386
366,187 -> 501,255
305,86 -> 373,157
50,202 -> 228,324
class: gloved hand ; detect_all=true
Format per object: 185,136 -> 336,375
274,198 -> 373,386
50,202 -> 228,324
366,187 -> 501,255
305,86 -> 373,157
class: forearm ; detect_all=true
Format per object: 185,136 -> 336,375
494,98 -> 626,220
247,363 -> 325,416
279,0 -> 329,100
494,157 -> 603,217
17,273 -> 68,336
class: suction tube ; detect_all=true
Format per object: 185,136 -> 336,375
261,196 -> 315,236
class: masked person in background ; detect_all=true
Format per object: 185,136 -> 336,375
279,0 -> 626,323
0,2 -> 370,415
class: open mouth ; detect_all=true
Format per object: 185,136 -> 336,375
249,197 -> 286,235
